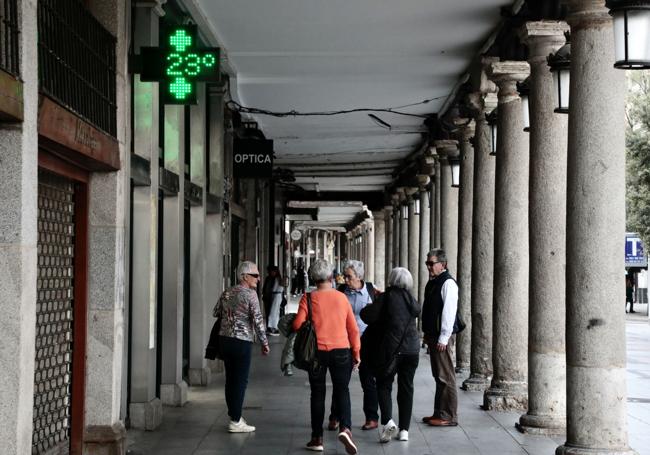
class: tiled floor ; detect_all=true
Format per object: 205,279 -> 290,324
127,299 -> 650,455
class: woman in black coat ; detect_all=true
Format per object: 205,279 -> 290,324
360,267 -> 421,444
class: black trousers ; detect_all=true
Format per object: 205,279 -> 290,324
376,353 -> 419,431
220,336 -> 252,422
308,349 -> 353,438
329,345 -> 378,422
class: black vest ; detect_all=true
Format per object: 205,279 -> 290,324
422,270 -> 454,338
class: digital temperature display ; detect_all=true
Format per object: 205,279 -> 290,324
140,25 -> 220,104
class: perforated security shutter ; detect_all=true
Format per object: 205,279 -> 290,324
33,169 -> 76,455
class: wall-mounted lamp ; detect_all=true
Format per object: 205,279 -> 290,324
547,36 -> 571,114
486,111 -> 498,156
607,0 -> 650,69
517,77 -> 531,132
449,158 -> 460,188
414,198 -> 421,215
401,204 -> 409,220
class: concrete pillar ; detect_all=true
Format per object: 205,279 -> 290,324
0,0 -> 38,450
434,160 -> 442,247
391,195 -> 400,268
398,191 -> 409,267
417,175 -> 432,307
372,212 -> 385,289
429,174 -> 436,250
366,221 -> 375,283
483,60 -> 530,411
435,140 -> 460,276
160,105 -> 188,407
463,85 -> 498,392
384,206 -> 393,278
556,3 -> 633,454
517,20 -> 569,436
455,120 -> 475,374
128,1 -> 163,429
406,187 -> 420,295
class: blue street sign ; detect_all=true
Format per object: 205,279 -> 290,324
625,233 -> 647,268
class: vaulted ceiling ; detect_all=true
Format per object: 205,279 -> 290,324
188,0 -> 513,225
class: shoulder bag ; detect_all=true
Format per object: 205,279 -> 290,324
293,293 -> 319,372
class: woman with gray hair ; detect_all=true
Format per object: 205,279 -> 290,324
360,267 -> 421,444
215,261 -> 269,433
293,259 -> 361,454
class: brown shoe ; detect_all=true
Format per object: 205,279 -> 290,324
327,418 -> 339,431
337,428 -> 358,455
361,419 -> 378,430
421,415 -> 436,423
306,436 -> 324,451
427,417 -> 458,427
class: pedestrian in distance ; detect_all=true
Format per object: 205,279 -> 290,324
265,266 -> 284,335
292,259 -> 361,454
421,249 -> 459,426
215,261 -> 270,433
360,267 -> 421,443
328,260 -> 379,432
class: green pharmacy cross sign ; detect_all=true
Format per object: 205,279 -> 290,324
140,25 -> 220,104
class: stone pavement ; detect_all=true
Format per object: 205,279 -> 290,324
127,299 -> 650,455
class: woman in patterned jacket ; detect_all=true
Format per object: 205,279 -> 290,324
216,261 -> 270,433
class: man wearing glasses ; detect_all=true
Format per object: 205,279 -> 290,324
421,249 -> 459,427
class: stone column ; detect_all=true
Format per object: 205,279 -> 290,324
429,169 -> 437,250
417,174 -> 432,306
517,20 -> 568,436
366,220 -> 375,283
483,60 -> 530,411
463,84 -> 498,392
0,0 -> 38,450
406,187 -> 420,294
434,160 -> 442,247
392,195 -> 400,267
384,205 -> 394,278
557,3 -> 633,454
455,120 -> 476,374
398,191 -> 409,267
435,140 -> 460,276
373,211 -> 386,289
160,104 -> 188,407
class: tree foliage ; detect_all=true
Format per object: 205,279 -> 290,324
626,71 -> 650,248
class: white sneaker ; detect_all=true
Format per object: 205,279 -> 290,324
228,417 -> 256,433
398,429 -> 408,441
379,419 -> 397,443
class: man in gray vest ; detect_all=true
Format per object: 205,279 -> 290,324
421,249 -> 458,426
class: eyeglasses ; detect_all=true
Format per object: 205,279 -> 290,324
245,273 -> 260,278
425,261 -> 442,267
343,274 -> 355,280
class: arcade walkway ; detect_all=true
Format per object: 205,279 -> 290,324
126,301 -> 650,455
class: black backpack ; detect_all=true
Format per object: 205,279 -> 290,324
293,293 -> 319,372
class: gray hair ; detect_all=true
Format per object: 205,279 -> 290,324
343,260 -> 365,280
310,259 -> 333,283
236,261 -> 257,281
427,248 -> 447,263
388,267 -> 413,290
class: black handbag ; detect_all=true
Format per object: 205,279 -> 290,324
205,300 -> 224,360
293,293 -> 319,372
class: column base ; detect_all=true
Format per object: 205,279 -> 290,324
516,412 -> 566,435
84,422 -> 126,455
455,364 -> 470,375
129,397 -> 163,430
188,366 -> 212,386
555,444 -> 637,455
462,374 -> 491,392
161,381 -> 188,406
483,381 -> 528,411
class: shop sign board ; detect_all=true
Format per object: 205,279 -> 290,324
625,233 -> 647,268
233,138 -> 274,179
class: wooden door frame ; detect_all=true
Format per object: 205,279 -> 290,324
38,149 -> 89,455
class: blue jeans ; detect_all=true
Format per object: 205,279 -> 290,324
309,349 -> 353,437
220,336 -> 252,422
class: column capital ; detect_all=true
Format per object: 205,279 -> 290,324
434,140 -> 460,162
565,0 -> 611,29
520,21 -> 569,63
416,174 -> 431,191
404,186 -> 419,201
487,61 -> 530,104
383,205 -> 394,215
372,209 -> 386,221
455,120 -> 476,142
135,0 -> 167,16
477,56 -> 500,95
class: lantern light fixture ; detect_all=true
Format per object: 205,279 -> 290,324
517,77 -> 531,132
547,36 -> 571,114
401,204 -> 409,220
607,0 -> 650,69
414,198 -> 421,215
449,157 -> 461,188
486,111 -> 498,156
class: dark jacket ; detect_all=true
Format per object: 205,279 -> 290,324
360,286 -> 421,360
421,270 -> 454,339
